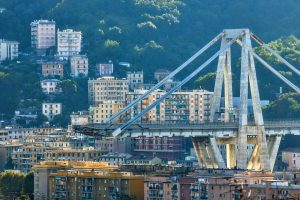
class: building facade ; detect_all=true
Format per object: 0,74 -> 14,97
70,55 -> 88,77
41,61 -> 64,78
96,63 -> 113,77
33,161 -> 144,200
134,136 -> 186,161
282,148 -> 300,170
88,77 -> 129,105
40,79 -> 61,94
126,90 -> 213,123
89,101 -> 124,123
57,29 -> 82,60
42,103 -> 62,120
126,71 -> 144,91
30,20 -> 56,50
0,39 -> 19,61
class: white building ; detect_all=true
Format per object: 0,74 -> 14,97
96,63 -> 113,76
30,20 -> 56,50
88,77 -> 129,105
40,79 -> 61,94
57,29 -> 82,60
42,103 -> 62,120
70,55 -> 88,77
0,39 -> 19,61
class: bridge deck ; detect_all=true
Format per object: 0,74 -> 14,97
74,120 -> 300,137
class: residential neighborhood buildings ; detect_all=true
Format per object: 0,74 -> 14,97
30,19 -> 56,50
0,39 -> 19,61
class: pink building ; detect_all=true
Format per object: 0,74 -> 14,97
282,148 -> 300,170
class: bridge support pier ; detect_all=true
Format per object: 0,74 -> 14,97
192,137 -> 226,168
268,135 -> 282,171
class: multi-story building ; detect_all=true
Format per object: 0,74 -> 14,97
42,103 -> 62,120
144,176 -> 180,200
0,39 -> 19,61
41,61 -> 64,78
40,79 -> 61,94
11,143 -> 54,173
57,29 -> 82,60
126,71 -> 144,91
100,153 -> 132,166
70,55 -> 88,77
134,136 -> 186,161
282,148 -> 300,170
94,137 -> 134,154
88,77 -> 129,105
30,20 -> 56,50
89,100 -> 124,123
70,111 -> 89,125
96,63 -> 113,77
126,90 -> 213,123
33,161 -> 144,200
45,147 -> 107,161
0,141 -> 22,170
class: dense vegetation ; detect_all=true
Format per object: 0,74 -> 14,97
0,171 -> 33,200
0,0 -> 300,123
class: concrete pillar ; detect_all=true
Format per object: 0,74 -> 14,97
224,44 -> 233,122
268,135 -> 282,171
226,144 -> 236,168
237,33 -> 249,169
237,126 -> 248,169
209,137 -> 226,168
210,38 -> 227,122
192,138 -> 206,168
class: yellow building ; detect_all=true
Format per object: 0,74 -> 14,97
89,100 -> 124,123
33,161 -> 144,200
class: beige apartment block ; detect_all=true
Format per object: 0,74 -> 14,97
89,100 -> 124,123
70,55 -> 88,77
88,77 -> 129,105
126,90 -> 213,123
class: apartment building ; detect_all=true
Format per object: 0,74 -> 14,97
30,20 -> 56,49
0,141 -> 22,170
89,100 -> 124,123
126,71 -> 144,91
144,176 -> 180,200
88,77 -> 129,105
45,147 -> 107,162
33,161 -> 144,200
11,143 -> 54,173
57,29 -> 82,60
134,136 -> 186,161
94,137 -> 134,154
282,148 -> 300,170
40,79 -> 61,94
126,90 -> 213,123
41,61 -> 64,78
96,63 -> 113,76
100,153 -> 132,166
42,103 -> 62,120
0,39 -> 19,61
70,55 -> 88,77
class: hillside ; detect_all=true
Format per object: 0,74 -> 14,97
0,0 -> 300,123
1,0 -> 300,74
